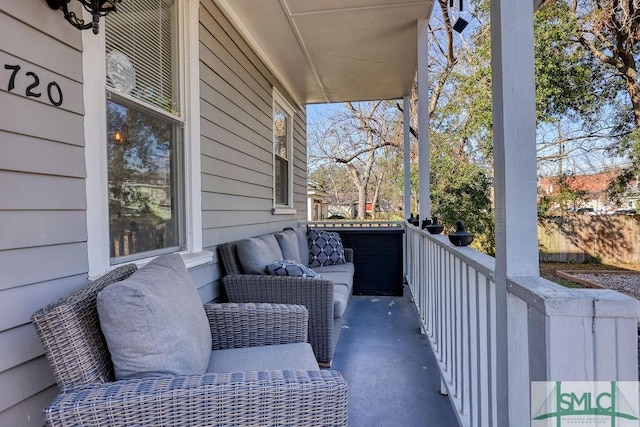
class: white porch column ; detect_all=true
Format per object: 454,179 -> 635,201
417,19 -> 430,222
491,1 -> 539,277
403,95 -> 412,218
491,0 -> 538,425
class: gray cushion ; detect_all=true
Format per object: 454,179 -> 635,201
237,234 -> 283,275
265,260 -> 320,278
308,229 -> 346,267
274,230 -> 302,264
311,262 -> 355,276
316,271 -> 354,293
97,254 -> 211,380
333,283 -> 351,318
291,225 -> 310,267
207,343 -> 320,373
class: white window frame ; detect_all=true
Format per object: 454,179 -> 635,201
83,0 -> 210,277
272,89 -> 296,215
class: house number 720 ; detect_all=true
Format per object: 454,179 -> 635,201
4,64 -> 63,107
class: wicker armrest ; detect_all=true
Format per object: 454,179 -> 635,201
204,303 -> 308,350
44,371 -> 348,427
222,275 -> 334,363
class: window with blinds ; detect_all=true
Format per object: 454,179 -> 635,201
105,0 -> 178,115
104,0 -> 184,263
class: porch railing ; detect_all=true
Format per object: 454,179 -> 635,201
406,223 -> 499,426
405,222 -> 639,427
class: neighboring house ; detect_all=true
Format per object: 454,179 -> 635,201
327,192 -> 380,219
307,185 -> 330,221
329,202 -> 356,219
539,170 -> 639,212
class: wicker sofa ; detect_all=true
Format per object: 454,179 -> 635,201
31,256 -> 348,427
219,225 -> 355,366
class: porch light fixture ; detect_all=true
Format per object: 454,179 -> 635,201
450,0 -> 469,33
453,17 -> 468,33
46,0 -> 121,34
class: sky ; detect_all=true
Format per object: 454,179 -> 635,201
306,103 -> 343,128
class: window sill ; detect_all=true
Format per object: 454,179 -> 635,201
97,250 -> 214,279
272,208 -> 297,215
130,250 -> 213,270
180,250 -> 214,269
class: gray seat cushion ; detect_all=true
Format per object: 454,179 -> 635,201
312,263 -> 354,318
207,343 -> 320,373
312,262 -> 355,277
311,270 -> 353,293
237,234 -> 283,275
274,230 -> 302,264
333,283 -> 351,319
97,254 -> 211,380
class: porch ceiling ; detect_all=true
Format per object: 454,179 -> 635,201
214,0 -> 434,105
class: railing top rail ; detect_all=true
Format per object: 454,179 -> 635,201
508,275 -> 640,318
406,222 -> 640,319
309,220 -> 404,228
406,222 -> 496,279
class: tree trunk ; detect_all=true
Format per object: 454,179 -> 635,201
345,164 -> 367,220
622,65 -> 640,128
358,185 -> 367,220
371,171 -> 385,220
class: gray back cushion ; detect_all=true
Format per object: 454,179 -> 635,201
291,225 -> 309,267
274,230 -> 302,264
97,254 -> 211,380
236,234 -> 283,274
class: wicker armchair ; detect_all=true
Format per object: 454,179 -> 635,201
31,264 -> 348,427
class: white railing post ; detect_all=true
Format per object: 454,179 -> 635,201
417,19 -> 430,222
491,0 -> 538,423
403,95 -> 412,219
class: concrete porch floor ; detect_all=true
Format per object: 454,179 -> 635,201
332,286 -> 459,426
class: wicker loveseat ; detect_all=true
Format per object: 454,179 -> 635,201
31,257 -> 348,427
219,225 -> 355,366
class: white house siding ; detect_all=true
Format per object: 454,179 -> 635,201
199,0 -> 307,284
0,3 -> 88,426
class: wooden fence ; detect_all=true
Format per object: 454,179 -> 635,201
538,214 -> 640,263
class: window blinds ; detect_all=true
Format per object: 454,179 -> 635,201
105,0 -> 178,115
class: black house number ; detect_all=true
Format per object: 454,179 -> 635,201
4,64 -> 63,107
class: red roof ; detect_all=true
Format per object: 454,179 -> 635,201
539,171 -> 619,195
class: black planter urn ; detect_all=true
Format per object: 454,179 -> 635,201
448,220 -> 474,246
425,216 -> 444,234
